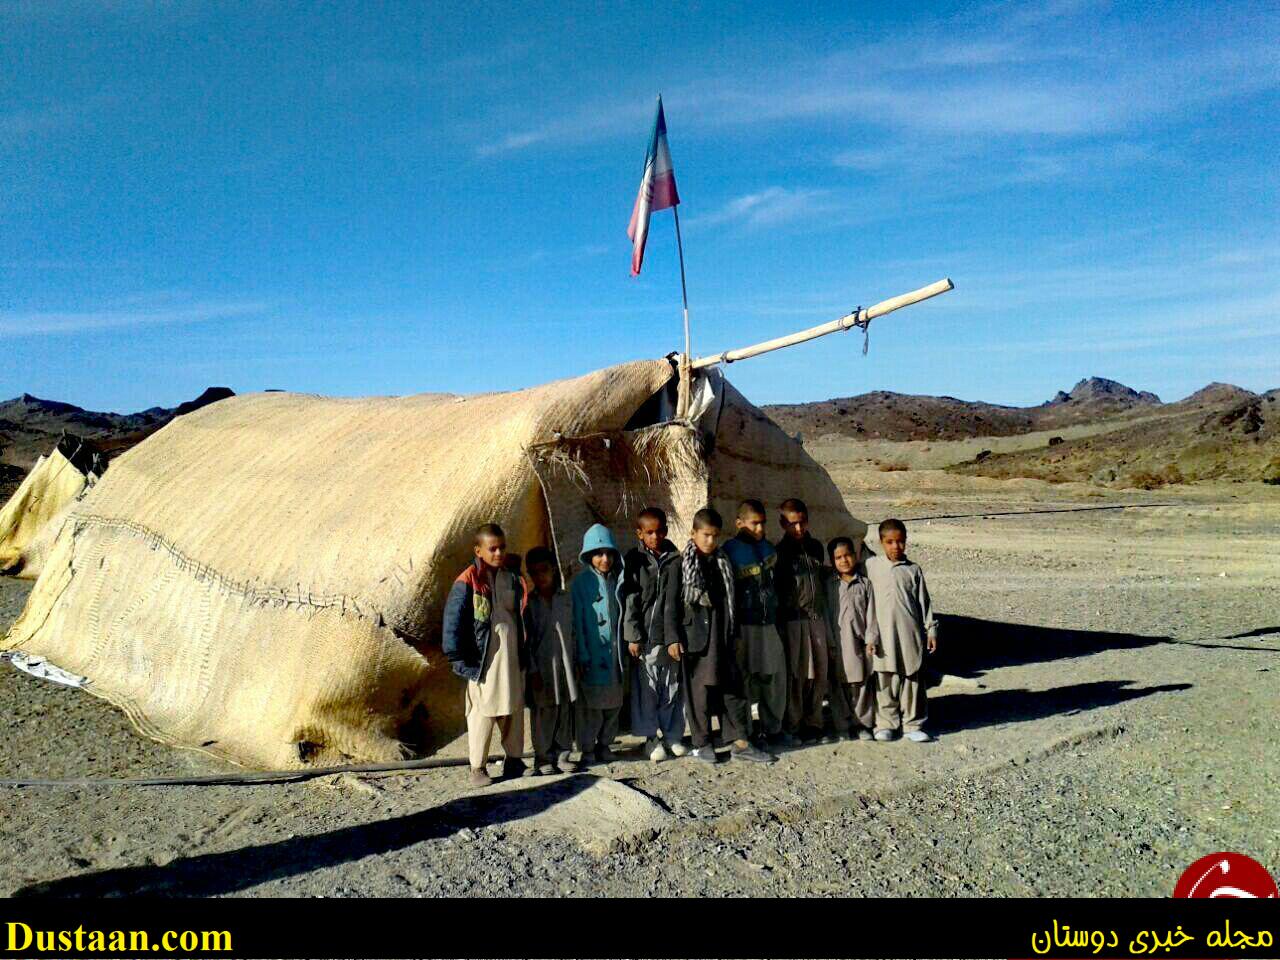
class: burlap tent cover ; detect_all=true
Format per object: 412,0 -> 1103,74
0,437 -> 100,580
4,360 -> 864,769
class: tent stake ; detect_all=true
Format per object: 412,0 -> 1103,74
690,277 -> 953,370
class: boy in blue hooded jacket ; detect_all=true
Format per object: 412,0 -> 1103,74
571,523 -> 625,763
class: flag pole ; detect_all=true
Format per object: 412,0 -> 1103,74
670,207 -> 691,417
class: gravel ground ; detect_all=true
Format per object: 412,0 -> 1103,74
1,477 -> 1277,897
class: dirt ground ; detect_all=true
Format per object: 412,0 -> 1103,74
1,459 -> 1277,897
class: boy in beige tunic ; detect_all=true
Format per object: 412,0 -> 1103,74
442,523 -> 529,787
825,536 -> 879,741
864,518 -> 938,743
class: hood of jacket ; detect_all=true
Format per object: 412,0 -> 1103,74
579,523 -> 620,565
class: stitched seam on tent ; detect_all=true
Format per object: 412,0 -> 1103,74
69,513 -> 381,622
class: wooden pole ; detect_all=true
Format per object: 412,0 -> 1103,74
673,204 -> 692,417
689,278 -> 953,370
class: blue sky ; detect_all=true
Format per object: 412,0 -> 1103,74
2,0 -> 1277,412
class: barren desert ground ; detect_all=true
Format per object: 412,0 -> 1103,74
2,452 -> 1277,898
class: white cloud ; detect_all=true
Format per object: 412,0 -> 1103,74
477,4 -> 1279,154
0,299 -> 268,337
689,187 -> 830,231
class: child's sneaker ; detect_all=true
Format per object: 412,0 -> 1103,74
857,728 -> 875,741
873,729 -> 897,742
647,737 -> 668,763
692,745 -> 719,764
905,730 -> 933,743
469,766 -> 493,787
667,740 -> 690,757
556,751 -> 581,774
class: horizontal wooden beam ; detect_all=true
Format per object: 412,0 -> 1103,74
689,277 -> 954,370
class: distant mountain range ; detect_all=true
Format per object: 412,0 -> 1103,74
0,387 -> 234,482
762,377 -> 1272,443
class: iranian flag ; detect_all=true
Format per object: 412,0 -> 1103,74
627,97 -> 680,276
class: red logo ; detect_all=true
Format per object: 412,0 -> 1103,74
1174,852 -> 1278,898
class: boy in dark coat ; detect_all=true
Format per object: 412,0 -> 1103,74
662,508 -> 776,765
620,507 -> 687,763
720,499 -> 787,748
774,497 -> 832,743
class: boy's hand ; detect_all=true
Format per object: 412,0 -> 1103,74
667,642 -> 682,662
865,641 -> 877,657
628,642 -> 641,659
927,633 -> 938,654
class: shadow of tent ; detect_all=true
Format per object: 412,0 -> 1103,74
928,679 -> 1193,734
927,615 -> 1170,680
1219,626 -> 1280,641
13,775 -> 597,899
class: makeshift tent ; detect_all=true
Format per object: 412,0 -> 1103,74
4,360 -> 865,769
0,435 -> 103,579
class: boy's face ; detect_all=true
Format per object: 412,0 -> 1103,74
780,509 -> 808,540
529,561 -> 557,594
474,534 -> 506,570
636,516 -> 667,553
691,524 -> 720,555
880,529 -> 907,562
832,543 -> 856,576
736,510 -> 766,542
590,550 -> 614,574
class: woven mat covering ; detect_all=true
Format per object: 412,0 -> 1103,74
4,359 -> 864,769
0,449 -> 90,578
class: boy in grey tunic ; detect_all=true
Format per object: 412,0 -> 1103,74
524,547 -> 580,775
864,518 -> 938,743
825,536 -> 879,740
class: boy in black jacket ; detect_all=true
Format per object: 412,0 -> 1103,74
662,508 -> 776,765
774,498 -> 832,743
620,507 -> 687,763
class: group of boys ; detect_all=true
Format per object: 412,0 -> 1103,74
443,498 -> 938,787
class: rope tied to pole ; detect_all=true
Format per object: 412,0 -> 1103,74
849,305 -> 870,355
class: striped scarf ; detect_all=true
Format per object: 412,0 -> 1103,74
681,540 -> 735,638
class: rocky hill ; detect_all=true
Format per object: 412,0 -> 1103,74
763,376 -> 1163,442
0,388 -> 234,499
951,388 -> 1278,487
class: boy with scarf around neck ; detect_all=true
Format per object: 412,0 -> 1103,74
662,508 -> 777,765
442,523 -> 529,788
619,507 -> 688,763
774,498 -> 834,744
824,536 -> 880,741
865,518 -> 938,743
571,524 -> 625,763
720,499 -> 788,750
524,546 -> 581,775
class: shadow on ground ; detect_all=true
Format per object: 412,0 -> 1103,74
14,775 -> 595,898
928,615 -> 1278,683
930,680 -> 1192,733
929,615 -> 1169,678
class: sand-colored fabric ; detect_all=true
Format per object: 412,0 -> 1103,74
0,450 -> 92,579
5,359 -> 863,769
707,379 -> 867,547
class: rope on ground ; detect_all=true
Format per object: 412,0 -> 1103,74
0,750 -> 540,789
